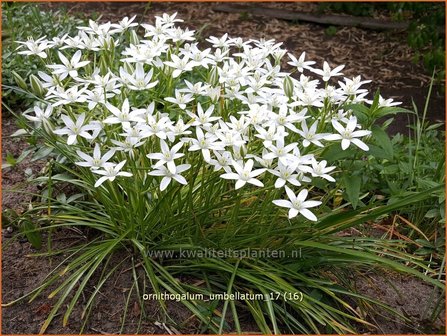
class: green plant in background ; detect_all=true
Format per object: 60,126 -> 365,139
389,2 -> 445,81
318,2 -> 445,82
1,2 -> 85,109
2,10 -> 445,335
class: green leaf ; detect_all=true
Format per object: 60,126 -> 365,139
5,152 -> 17,165
10,128 -> 28,137
375,106 -> 413,118
322,145 -> 356,161
344,103 -> 369,124
343,175 -> 361,209
32,146 -> 53,161
293,241 -> 444,289
371,125 -> 393,159
367,144 -> 391,160
20,218 -> 42,249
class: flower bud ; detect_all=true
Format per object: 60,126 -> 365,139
109,37 -> 116,51
273,50 -> 287,65
283,75 -> 294,99
12,71 -> 28,91
129,30 -> 139,45
208,66 -> 219,86
99,56 -> 108,75
29,74 -> 45,97
123,62 -> 134,74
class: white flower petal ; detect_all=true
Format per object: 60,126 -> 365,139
288,208 -> 299,219
300,208 -> 318,221
160,176 -> 171,191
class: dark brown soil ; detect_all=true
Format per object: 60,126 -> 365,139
2,2 -> 445,334
354,271 -> 445,334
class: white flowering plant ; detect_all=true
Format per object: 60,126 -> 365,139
7,13 -> 443,334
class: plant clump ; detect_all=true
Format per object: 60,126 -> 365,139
9,12 -> 443,334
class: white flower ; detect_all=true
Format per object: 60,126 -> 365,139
47,50 -> 90,79
269,162 -> 302,189
16,36 -> 51,58
268,106 -> 305,133
220,159 -> 266,189
209,151 -> 233,173
272,186 -> 321,221
300,159 -> 336,182
78,19 -> 111,36
48,85 -> 88,106
188,127 -> 225,162
206,33 -> 231,48
325,116 -> 371,151
215,123 -> 245,148
264,137 -> 297,165
148,164 -> 191,191
110,15 -> 138,34
111,137 -> 144,157
164,54 -> 195,78
53,113 -> 96,145
378,95 -> 402,108
121,63 -> 158,91
168,27 -> 195,43
297,120 -> 326,148
287,52 -> 316,72
146,140 -> 185,174
104,99 -> 144,126
312,61 -> 345,82
37,71 -> 62,89
180,80 -> 209,95
76,143 -> 115,170
85,88 -> 114,110
247,149 -> 275,169
156,12 -> 183,25
93,160 -> 133,187
187,103 -> 220,127
254,124 -> 287,148
141,115 -> 171,140
164,90 -> 194,110
338,77 -> 370,96
167,119 -> 192,141
24,104 -> 53,126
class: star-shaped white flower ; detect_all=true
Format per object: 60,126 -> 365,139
300,159 -> 336,182
269,162 -> 301,189
325,116 -> 371,151
188,127 -> 224,162
53,113 -> 97,145
47,50 -> 90,79
220,159 -> 266,189
312,61 -> 345,82
146,140 -> 185,174
93,160 -> 133,187
287,52 -> 316,72
148,163 -> 191,191
76,143 -> 116,170
272,186 -> 321,221
297,120 -> 327,148
104,99 -> 144,126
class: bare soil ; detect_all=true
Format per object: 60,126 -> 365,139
2,2 -> 445,334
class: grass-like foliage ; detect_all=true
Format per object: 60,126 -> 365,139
4,13 -> 444,334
